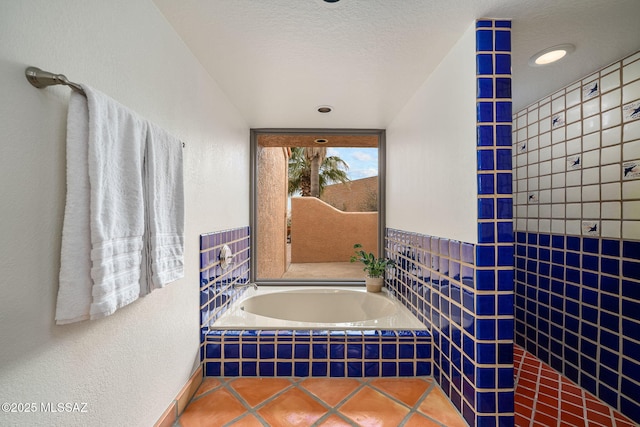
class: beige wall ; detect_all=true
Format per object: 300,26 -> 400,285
322,176 -> 378,212
0,1 -> 248,426
257,146 -> 289,278
291,197 -> 378,263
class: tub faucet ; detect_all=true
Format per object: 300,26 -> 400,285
234,282 -> 258,290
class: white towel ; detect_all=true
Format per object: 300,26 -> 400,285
84,85 -> 147,320
142,123 -> 185,295
56,91 -> 93,324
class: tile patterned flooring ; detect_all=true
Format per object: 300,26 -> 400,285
177,346 -> 639,426
177,377 -> 466,427
514,345 -> 637,427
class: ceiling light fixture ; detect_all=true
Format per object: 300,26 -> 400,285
317,105 -> 333,113
323,0 -> 340,3
529,44 -> 575,66
314,138 -> 329,144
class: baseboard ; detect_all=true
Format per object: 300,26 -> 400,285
154,365 -> 203,427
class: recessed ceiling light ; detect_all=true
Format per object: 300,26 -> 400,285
529,44 -> 575,66
323,0 -> 340,3
314,138 -> 329,144
317,105 -> 333,113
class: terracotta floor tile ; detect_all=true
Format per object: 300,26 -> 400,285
193,377 -> 222,398
257,387 -> 328,427
316,414 -> 356,426
340,387 -> 409,427
417,387 -> 467,427
230,377 -> 292,407
586,409 -> 614,426
226,414 -> 264,427
370,377 -> 432,407
404,412 -> 442,427
299,378 -> 361,407
179,388 -> 247,427
532,410 -> 558,426
515,413 -> 531,427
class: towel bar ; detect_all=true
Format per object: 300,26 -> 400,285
25,66 -> 85,95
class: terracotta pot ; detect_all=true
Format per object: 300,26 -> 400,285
365,276 -> 384,293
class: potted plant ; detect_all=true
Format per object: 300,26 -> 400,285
350,243 -> 395,293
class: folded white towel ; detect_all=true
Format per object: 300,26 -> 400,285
84,85 -> 147,320
142,122 -> 185,295
56,91 -> 93,324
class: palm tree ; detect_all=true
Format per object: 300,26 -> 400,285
288,147 -> 350,197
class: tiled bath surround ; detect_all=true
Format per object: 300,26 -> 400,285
513,51 -> 640,423
204,329 -> 432,378
381,19 -> 515,427
200,227 -> 434,379
199,228 -> 251,346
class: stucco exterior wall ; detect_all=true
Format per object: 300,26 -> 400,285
321,176 -> 378,212
257,146 -> 289,278
290,197 -> 378,263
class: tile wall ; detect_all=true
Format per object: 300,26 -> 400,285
204,329 -> 432,378
512,51 -> 640,423
199,227 -> 251,357
381,18 -> 515,427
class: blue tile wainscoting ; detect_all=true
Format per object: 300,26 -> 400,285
204,329 -> 432,378
514,233 -> 640,423
513,51 -> 640,424
385,228 -> 514,427
199,227 -> 251,360
382,19 -> 516,427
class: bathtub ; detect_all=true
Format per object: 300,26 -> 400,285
212,286 -> 426,330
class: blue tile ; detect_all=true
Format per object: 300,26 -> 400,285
364,362 -> 379,376
551,235 -> 565,249
495,30 -> 511,51
311,362 -> 327,376
602,239 -> 620,256
478,173 -> 495,194
312,343 -> 327,358
476,246 -> 495,267
498,269 -> 513,291
242,344 -> 257,358
496,102 -> 512,122
623,241 -> 640,259
478,223 -> 495,243
223,362 -> 240,376
205,362 -> 221,376
398,362 -> 414,376
478,77 -> 494,98
495,54 -> 511,74
477,102 -> 494,122
496,124 -> 511,146
476,20 -> 492,28
476,294 -> 496,315
496,198 -> 512,219
476,319 -> 496,340
277,343 -> 292,359
623,260 -> 640,280
477,54 -> 493,75
381,344 -> 396,359
242,362 -> 257,376
496,173 -> 512,194
476,270 -> 496,291
497,245 -> 513,267
329,362 -> 345,377
381,362 -> 397,377
566,236 -> 580,251
496,20 -> 511,28
476,30 -> 493,51
478,198 -> 495,219
294,362 -> 309,377
477,391 -> 497,413
294,343 -> 309,358
495,78 -> 511,98
496,148 -> 512,169
330,344 -> 344,359
477,150 -> 495,171
347,361 -> 362,377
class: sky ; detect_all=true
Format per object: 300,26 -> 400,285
327,147 -> 378,180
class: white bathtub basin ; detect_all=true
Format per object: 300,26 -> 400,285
212,286 -> 426,330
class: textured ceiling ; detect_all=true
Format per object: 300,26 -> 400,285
154,0 -> 640,130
